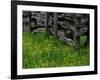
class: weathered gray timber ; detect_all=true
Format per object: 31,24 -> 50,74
23,11 -> 30,32
53,13 -> 58,38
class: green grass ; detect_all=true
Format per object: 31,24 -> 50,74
23,32 -> 89,69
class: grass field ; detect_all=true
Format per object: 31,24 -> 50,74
23,32 -> 89,69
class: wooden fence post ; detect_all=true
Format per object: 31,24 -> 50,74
75,17 -> 81,49
28,11 -> 31,32
45,12 -> 48,32
54,12 -> 58,38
